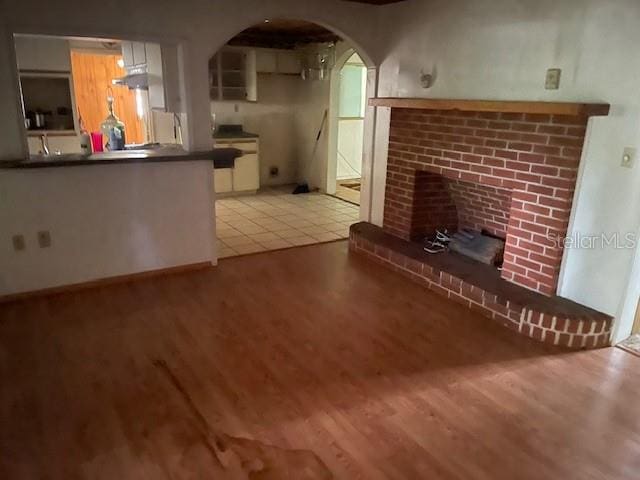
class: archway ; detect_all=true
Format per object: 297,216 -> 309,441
206,19 -> 377,259
326,48 -> 367,205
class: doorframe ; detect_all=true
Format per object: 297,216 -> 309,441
326,48 -> 374,219
327,48 -> 356,196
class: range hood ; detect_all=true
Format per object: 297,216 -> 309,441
112,65 -> 149,90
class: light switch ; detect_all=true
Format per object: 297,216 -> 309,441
37,230 -> 52,248
545,68 -> 561,90
622,147 -> 636,169
12,235 -> 25,252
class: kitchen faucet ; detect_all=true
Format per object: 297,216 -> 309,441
40,134 -> 50,155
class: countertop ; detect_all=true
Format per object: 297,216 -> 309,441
213,131 -> 259,140
0,147 -> 241,170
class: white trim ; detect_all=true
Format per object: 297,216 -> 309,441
326,48 -> 356,196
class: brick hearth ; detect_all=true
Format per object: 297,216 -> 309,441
384,108 -> 590,295
350,222 -> 612,349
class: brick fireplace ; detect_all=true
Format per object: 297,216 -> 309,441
383,107 -> 591,295
350,99 -> 613,349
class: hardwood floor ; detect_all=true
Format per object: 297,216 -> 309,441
1,241 -> 639,479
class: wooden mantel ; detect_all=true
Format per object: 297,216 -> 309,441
368,98 -> 610,117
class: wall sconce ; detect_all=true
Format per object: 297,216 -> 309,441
420,66 -> 436,89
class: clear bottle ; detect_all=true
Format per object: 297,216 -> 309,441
100,93 -> 126,150
78,113 -> 92,155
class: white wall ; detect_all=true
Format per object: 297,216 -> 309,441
212,73 -> 301,186
0,0 -> 381,294
294,72 -> 332,189
374,0 -> 640,340
0,24 -> 27,161
0,161 -> 215,296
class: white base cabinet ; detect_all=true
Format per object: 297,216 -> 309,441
214,138 -> 259,195
232,154 -> 259,192
214,168 -> 233,193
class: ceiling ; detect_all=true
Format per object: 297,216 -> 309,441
342,0 -> 407,4
228,19 -> 341,50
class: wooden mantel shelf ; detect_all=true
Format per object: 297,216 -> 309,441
368,98 -> 610,117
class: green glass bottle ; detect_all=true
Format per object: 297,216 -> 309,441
100,94 -> 126,150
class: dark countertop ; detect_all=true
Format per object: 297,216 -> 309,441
0,147 -> 241,170
213,131 -> 259,140
213,124 -> 259,140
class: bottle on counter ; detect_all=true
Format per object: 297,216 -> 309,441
100,90 -> 126,151
78,113 -> 92,155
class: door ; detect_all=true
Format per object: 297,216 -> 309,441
333,53 -> 366,204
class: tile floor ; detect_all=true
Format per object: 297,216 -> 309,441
216,187 -> 360,258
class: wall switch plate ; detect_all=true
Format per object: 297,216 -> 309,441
12,234 -> 25,252
545,68 -> 561,90
37,230 -> 52,248
622,147 -> 636,168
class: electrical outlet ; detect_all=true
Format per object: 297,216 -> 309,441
545,68 -> 561,90
12,235 -> 25,252
622,147 -> 636,169
37,230 -> 51,248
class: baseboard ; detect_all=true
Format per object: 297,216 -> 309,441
0,262 -> 213,304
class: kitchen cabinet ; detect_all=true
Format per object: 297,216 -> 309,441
145,43 -> 165,111
120,41 -> 179,112
276,51 -> 302,75
214,168 -> 234,193
232,153 -> 260,192
213,138 -> 260,195
121,41 -> 147,68
255,50 -> 277,73
14,36 -> 71,72
209,48 -> 257,102
255,49 -> 302,75
159,44 -> 182,113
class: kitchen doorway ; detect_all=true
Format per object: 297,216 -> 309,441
208,20 -> 376,259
